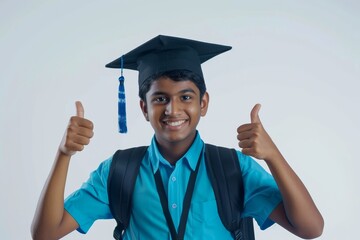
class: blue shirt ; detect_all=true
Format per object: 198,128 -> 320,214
65,132 -> 282,239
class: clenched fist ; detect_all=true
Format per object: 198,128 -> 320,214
59,101 -> 94,156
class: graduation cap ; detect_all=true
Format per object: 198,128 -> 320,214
106,35 -> 232,133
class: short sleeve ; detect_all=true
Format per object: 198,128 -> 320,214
237,151 -> 282,230
64,157 -> 113,233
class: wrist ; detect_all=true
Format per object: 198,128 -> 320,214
57,149 -> 72,161
264,147 -> 284,165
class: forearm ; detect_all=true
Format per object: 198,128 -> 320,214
31,102 -> 92,239
31,150 -> 73,239
265,150 -> 324,238
237,104 -> 323,238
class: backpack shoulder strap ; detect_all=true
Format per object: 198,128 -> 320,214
205,144 -> 255,240
107,146 -> 148,240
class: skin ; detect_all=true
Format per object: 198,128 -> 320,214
31,77 -> 323,239
140,77 -> 209,164
31,102 -> 91,239
238,104 -> 324,238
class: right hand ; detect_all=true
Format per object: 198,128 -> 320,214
59,101 -> 94,156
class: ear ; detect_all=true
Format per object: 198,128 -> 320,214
140,100 -> 149,121
200,92 -> 209,117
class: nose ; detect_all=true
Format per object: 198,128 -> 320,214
165,99 -> 181,116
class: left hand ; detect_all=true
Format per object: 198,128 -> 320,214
237,104 -> 279,161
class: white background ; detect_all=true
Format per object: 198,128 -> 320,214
1,0 -> 359,239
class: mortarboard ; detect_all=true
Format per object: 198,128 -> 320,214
106,35 -> 232,133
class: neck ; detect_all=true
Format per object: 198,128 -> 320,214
156,134 -> 196,165
160,145 -> 187,165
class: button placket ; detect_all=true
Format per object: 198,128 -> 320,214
168,169 -> 180,227
169,173 -> 178,211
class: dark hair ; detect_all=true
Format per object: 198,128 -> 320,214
138,69 -> 206,101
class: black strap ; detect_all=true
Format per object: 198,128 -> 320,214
154,149 -> 203,240
107,146 -> 148,240
109,144 -> 255,240
205,144 -> 255,240
205,144 -> 244,231
234,217 -> 255,240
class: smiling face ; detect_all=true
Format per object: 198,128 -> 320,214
140,77 -> 209,150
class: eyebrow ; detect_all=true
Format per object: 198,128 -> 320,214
150,88 -> 196,96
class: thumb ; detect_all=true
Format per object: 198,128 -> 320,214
250,103 -> 261,123
75,101 -> 84,118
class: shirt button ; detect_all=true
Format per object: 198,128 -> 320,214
172,203 -> 177,209
171,176 -> 176,182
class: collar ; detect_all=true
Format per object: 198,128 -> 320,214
149,131 -> 204,174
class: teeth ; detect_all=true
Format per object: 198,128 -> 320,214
166,120 -> 185,126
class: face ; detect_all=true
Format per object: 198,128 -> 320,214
140,77 -> 209,148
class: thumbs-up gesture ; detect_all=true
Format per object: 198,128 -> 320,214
237,104 -> 279,161
59,101 -> 94,156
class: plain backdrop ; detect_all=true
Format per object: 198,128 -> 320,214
1,0 -> 359,239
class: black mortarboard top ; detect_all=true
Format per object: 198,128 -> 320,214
105,35 -> 232,133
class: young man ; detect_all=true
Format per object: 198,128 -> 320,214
31,35 -> 324,239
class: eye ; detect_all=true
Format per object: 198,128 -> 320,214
153,96 -> 168,103
181,95 -> 192,101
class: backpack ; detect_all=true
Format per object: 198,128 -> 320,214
107,144 -> 255,240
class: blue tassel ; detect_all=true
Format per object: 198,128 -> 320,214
118,56 -> 127,133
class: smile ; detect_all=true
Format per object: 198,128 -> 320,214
164,120 -> 186,127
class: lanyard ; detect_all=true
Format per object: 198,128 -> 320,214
154,150 -> 202,240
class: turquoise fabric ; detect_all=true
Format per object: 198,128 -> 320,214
64,132 -> 282,239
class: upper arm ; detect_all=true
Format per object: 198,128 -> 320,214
269,202 -> 298,236
55,210 -> 80,239
237,151 -> 283,229
63,158 -> 113,234
32,210 -> 79,240
270,201 -> 324,239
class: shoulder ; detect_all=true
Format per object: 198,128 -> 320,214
204,144 -> 255,172
235,150 -> 265,173
86,155 -> 113,186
